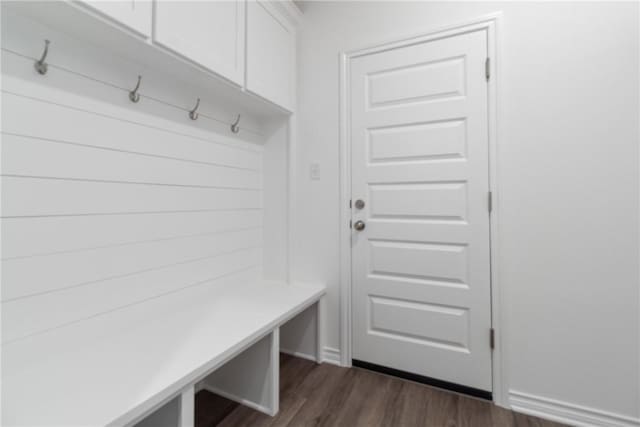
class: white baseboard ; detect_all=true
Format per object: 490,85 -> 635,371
281,346 -> 344,367
322,346 -> 342,366
509,391 -> 640,427
199,384 -> 275,416
280,348 -> 318,362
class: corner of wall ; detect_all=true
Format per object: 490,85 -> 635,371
321,347 -> 342,366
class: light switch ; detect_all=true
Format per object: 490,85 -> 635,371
310,163 -> 321,180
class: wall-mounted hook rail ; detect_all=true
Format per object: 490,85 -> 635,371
189,98 -> 200,120
3,43 -> 265,136
231,114 -> 241,134
34,39 -> 50,75
129,75 -> 142,103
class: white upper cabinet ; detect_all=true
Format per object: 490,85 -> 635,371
154,1 -> 246,86
70,0 -> 298,111
79,1 -> 152,37
246,0 -> 295,111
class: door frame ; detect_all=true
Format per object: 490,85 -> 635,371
338,12 -> 506,406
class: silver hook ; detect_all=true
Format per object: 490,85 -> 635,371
34,39 -> 50,75
231,114 -> 241,134
129,75 -> 142,103
189,98 -> 200,120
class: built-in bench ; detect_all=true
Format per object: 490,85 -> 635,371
3,280 -> 325,426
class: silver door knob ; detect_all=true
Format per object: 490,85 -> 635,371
353,220 -> 366,231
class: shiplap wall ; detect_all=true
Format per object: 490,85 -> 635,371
1,11 -> 266,345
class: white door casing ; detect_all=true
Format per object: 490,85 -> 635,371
350,29 -> 493,392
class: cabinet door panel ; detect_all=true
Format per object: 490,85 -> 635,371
154,0 -> 245,86
81,0 -> 152,37
246,1 -> 294,111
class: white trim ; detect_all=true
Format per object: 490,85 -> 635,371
0,5 -> 4,426
509,391 -> 640,427
287,114 -> 296,284
322,347 -> 342,366
338,49 -> 353,368
267,0 -> 303,28
345,12 -> 500,59
315,296 -> 326,363
637,7 -> 640,423
485,13 -> 507,409
179,385 -> 194,427
338,12 -> 505,401
286,13 -> 298,283
280,348 -> 318,363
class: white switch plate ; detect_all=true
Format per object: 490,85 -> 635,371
310,163 -> 321,180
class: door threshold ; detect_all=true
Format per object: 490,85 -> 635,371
352,359 -> 492,401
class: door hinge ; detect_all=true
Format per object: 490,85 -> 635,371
490,328 -> 495,350
488,191 -> 493,213
485,57 -> 490,81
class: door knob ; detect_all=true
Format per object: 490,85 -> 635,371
353,220 -> 366,231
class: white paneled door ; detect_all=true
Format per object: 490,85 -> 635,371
350,29 -> 492,392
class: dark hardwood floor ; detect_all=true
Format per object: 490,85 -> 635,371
196,354 -> 567,427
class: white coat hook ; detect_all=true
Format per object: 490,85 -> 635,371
129,75 -> 142,103
231,114 -> 241,134
189,98 -> 200,120
34,39 -> 50,75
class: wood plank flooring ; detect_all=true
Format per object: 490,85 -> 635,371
196,354 -> 567,427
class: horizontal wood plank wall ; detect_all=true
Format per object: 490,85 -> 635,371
1,19 -> 265,345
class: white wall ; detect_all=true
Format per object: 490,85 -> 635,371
293,1 -> 640,423
1,10 -> 268,345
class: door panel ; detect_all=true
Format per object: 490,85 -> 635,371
368,119 -> 467,163
367,56 -> 466,107
368,296 -> 470,350
351,29 -> 492,391
369,182 -> 467,220
369,240 -> 468,284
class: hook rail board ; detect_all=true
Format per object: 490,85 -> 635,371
18,37 -> 253,135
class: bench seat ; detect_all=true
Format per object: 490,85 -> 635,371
2,279 -> 325,426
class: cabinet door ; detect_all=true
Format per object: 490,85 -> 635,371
154,0 -> 245,86
80,1 -> 152,37
246,0 -> 295,111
